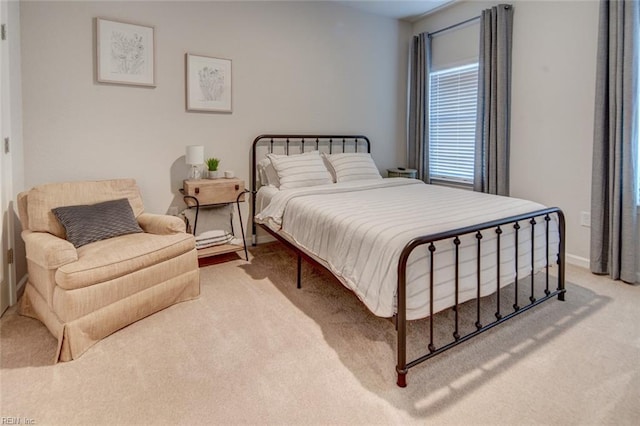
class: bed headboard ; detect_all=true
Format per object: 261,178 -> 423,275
250,134 -> 371,242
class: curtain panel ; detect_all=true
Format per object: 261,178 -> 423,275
474,4 -> 514,196
407,33 -> 431,182
591,0 -> 639,283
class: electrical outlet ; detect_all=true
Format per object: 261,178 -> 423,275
580,211 -> 591,227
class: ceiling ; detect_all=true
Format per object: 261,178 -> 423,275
335,0 -> 455,22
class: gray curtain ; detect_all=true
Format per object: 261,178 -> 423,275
474,4 -> 513,196
407,33 -> 431,182
591,0 -> 639,284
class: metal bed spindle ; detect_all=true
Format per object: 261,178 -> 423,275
514,222 -> 520,311
495,226 -> 502,320
428,243 -> 436,353
545,214 -> 551,296
530,218 -> 537,303
475,231 -> 483,330
453,237 -> 460,341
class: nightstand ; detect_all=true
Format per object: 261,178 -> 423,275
387,168 -> 418,179
181,178 -> 248,261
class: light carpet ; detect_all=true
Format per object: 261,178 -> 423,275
1,242 -> 638,425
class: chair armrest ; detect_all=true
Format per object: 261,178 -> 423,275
137,213 -> 186,235
22,230 -> 78,269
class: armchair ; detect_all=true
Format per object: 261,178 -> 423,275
17,179 -> 200,361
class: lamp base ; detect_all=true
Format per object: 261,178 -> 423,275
188,165 -> 202,180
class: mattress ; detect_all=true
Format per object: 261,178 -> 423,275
255,178 -> 559,320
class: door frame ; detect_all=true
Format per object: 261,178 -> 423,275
0,0 -> 17,316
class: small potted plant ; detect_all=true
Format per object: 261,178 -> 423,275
206,157 -> 220,179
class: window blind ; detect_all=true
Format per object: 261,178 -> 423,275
430,21 -> 480,72
429,63 -> 478,184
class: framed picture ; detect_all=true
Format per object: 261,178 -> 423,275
186,53 -> 232,113
96,18 -> 155,87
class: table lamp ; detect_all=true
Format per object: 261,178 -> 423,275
186,145 -> 204,180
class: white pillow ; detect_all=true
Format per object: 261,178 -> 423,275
267,150 -> 333,190
320,152 -> 337,182
323,152 -> 382,182
258,158 -> 281,188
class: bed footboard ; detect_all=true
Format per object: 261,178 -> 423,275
395,207 -> 566,387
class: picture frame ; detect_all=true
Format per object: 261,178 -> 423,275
96,18 -> 156,87
186,53 -> 232,113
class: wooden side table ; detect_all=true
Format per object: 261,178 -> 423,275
387,168 -> 418,179
181,178 -> 248,261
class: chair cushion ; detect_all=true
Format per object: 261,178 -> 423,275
55,232 -> 195,290
27,179 -> 145,238
52,198 -> 143,248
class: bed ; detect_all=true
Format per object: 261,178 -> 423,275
251,134 -> 566,387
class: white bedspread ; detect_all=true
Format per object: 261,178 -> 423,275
255,179 -> 559,320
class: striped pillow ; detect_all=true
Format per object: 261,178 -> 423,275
258,158 -> 281,187
323,152 -> 382,182
267,150 -> 333,190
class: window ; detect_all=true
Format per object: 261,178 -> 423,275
428,63 -> 478,185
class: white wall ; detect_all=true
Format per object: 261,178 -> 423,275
414,0 -> 600,265
19,0 -> 411,217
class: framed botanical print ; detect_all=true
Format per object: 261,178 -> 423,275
186,53 -> 232,113
96,18 -> 155,87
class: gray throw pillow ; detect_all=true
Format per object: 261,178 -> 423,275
52,198 -> 143,248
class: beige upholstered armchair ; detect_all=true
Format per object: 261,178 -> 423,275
17,179 -> 200,361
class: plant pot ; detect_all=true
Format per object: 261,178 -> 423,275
207,170 -> 220,179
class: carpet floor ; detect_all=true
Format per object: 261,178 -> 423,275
1,242 -> 639,425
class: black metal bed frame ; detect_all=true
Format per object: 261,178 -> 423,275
250,134 -> 566,387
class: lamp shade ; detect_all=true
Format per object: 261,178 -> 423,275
185,145 -> 204,165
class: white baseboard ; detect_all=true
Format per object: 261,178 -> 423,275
566,253 -> 589,269
255,234 -> 276,245
15,273 -> 28,302
566,254 -> 639,283
17,274 -> 28,290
